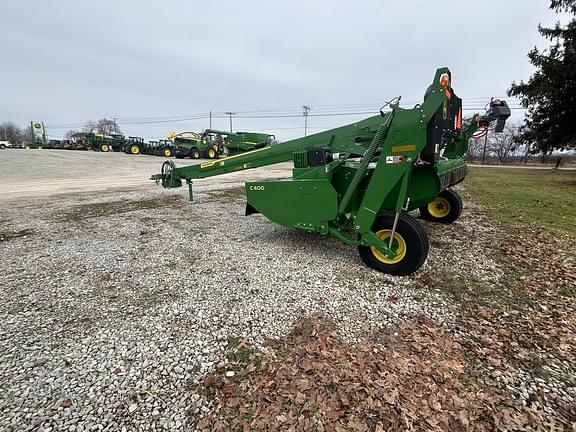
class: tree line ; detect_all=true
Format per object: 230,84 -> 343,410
0,119 -> 123,145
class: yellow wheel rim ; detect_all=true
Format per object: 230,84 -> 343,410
130,145 -> 139,154
371,229 -> 407,265
164,148 -> 171,157
427,197 -> 451,218
208,149 -> 216,158
102,144 -> 109,152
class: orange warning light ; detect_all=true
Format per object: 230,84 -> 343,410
440,73 -> 450,89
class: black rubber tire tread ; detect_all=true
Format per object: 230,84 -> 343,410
358,212 -> 429,276
419,189 -> 463,224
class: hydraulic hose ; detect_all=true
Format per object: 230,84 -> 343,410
337,111 -> 395,215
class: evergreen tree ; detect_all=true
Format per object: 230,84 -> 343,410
508,0 -> 576,153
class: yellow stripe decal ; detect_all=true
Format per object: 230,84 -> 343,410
391,144 -> 416,153
200,146 -> 271,169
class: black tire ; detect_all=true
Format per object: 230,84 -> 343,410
419,189 -> 462,224
358,213 -> 429,276
190,148 -> 200,159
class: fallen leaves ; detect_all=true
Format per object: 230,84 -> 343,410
190,227 -> 576,431
193,317 -> 525,431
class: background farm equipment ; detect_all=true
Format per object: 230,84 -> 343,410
144,140 -> 160,155
171,131 -> 218,159
152,68 -> 510,275
171,129 -> 275,159
203,129 -> 276,155
123,136 -> 146,155
155,139 -> 175,158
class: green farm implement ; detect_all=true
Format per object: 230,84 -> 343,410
171,129 -> 274,159
203,129 -> 276,155
152,68 -> 510,275
171,131 -> 220,159
88,133 -> 127,152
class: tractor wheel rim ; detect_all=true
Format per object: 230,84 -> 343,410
131,145 -> 139,154
371,229 -> 407,264
427,197 -> 451,218
102,145 -> 109,152
209,149 -> 215,158
164,149 -> 170,157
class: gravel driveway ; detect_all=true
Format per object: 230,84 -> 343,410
0,150 -> 499,431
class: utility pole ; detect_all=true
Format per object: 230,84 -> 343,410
303,105 -> 310,137
209,110 -> 212,129
112,117 -> 118,133
225,112 -> 236,132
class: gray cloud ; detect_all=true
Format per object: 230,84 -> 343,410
0,0 -> 561,140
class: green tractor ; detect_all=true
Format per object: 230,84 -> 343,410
109,134 -> 128,152
171,131 -> 218,159
123,136 -> 145,155
155,139 -> 175,158
152,68 -> 510,275
145,140 -> 160,155
88,133 -> 114,152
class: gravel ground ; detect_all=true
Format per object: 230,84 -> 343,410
0,158 -> 505,431
0,150 -> 509,431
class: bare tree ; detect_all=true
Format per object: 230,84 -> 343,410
0,122 -> 23,144
467,136 -> 485,158
96,118 -> 121,135
82,118 -> 122,135
83,120 -> 98,133
20,124 -> 33,146
487,124 -> 518,163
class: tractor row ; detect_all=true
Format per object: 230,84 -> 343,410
28,129 -> 275,160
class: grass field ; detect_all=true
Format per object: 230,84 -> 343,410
466,167 -> 576,237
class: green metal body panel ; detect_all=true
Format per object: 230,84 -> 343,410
245,179 -> 338,230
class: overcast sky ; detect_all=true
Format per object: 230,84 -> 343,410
0,1 -> 564,140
